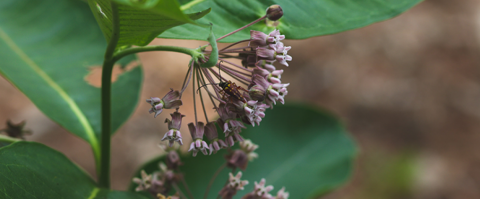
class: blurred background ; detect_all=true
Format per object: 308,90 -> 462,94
1,0 -> 480,198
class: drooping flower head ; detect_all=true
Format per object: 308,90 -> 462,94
162,112 -> 184,147
146,89 -> 182,118
205,122 -> 227,155
144,5 -> 291,156
188,122 -> 209,157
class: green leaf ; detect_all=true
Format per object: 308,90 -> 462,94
0,142 -> 150,199
0,0 -> 142,164
131,103 -> 357,198
160,0 -> 422,42
87,0 -> 210,48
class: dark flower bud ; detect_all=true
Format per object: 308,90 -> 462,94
165,151 -> 182,170
266,5 -> 283,21
225,150 -> 249,170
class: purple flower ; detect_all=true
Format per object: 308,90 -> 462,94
251,75 -> 289,106
146,89 -> 182,118
256,42 -> 292,67
256,47 -> 276,62
275,54 -> 292,67
254,179 -> 274,199
253,66 -> 283,84
275,187 -> 289,199
144,8 -> 293,159
243,100 -> 268,127
219,172 -> 250,199
266,83 -> 289,106
240,140 -> 259,161
188,122 -> 209,156
132,170 -> 152,192
162,112 -> 184,147
225,131 -> 245,147
228,172 -> 249,190
268,29 -> 285,42
269,42 -> 292,67
217,103 -> 246,134
250,30 -> 277,46
204,122 -> 227,155
226,150 -> 249,170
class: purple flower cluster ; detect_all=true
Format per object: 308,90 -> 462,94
144,2 -> 291,158
146,28 -> 291,157
240,178 -> 289,199
137,5 -> 292,199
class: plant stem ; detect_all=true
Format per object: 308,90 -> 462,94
180,177 -> 195,199
173,182 -> 189,199
0,135 -> 21,144
204,163 -> 227,199
98,1 -> 120,189
216,15 -> 267,42
112,45 -> 200,63
216,167 -> 235,199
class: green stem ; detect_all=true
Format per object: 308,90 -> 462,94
180,0 -> 205,11
98,1 -> 120,189
204,163 -> 226,199
0,135 -> 21,144
112,45 -> 200,63
173,182 -> 189,199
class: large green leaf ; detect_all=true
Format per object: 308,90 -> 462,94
0,0 -> 142,163
87,0 -> 210,48
159,0 -> 422,42
131,104 -> 357,198
0,142 -> 149,199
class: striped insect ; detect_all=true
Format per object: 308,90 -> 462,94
197,65 -> 248,103
218,80 -> 248,103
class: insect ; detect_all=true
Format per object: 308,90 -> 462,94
197,65 -> 248,103
218,80 -> 248,103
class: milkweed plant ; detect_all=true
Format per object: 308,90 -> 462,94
0,0 -> 421,198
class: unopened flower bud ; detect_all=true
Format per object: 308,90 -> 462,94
165,150 -> 182,170
226,150 -> 249,170
266,5 -> 283,21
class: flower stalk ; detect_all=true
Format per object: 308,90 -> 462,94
98,1 -> 120,189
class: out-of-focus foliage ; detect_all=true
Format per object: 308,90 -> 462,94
130,104 -> 357,198
160,0 -> 422,42
0,0 -> 142,158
